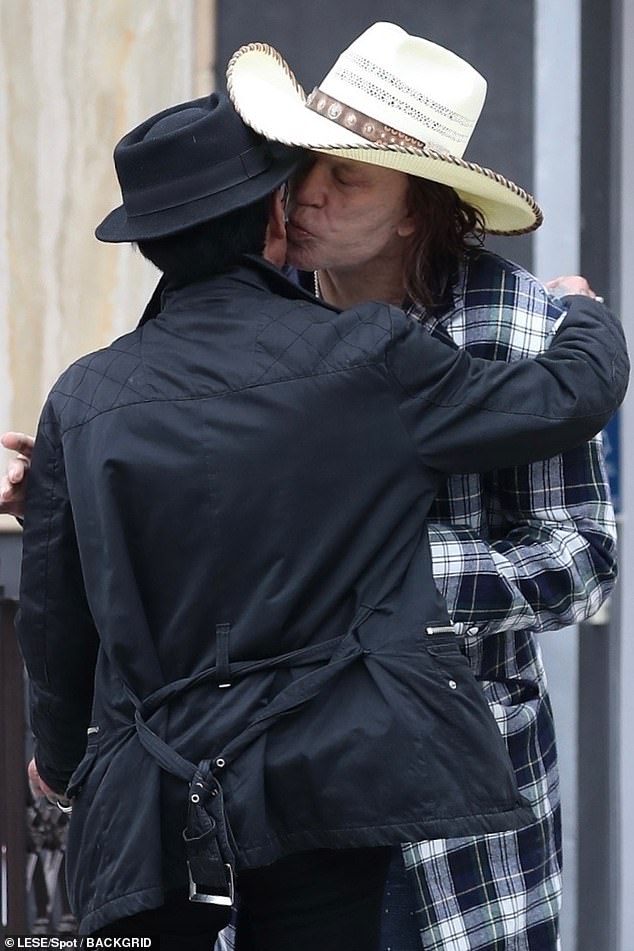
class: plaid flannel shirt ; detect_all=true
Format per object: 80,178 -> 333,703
217,250 -> 617,951
396,248 -> 617,951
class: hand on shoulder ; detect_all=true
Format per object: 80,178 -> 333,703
0,431 -> 34,517
545,275 -> 603,301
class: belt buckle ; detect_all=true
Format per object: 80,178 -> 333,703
187,860 -> 235,906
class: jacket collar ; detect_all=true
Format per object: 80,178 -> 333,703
138,256 -> 335,327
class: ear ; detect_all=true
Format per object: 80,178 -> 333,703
263,188 -> 288,268
396,213 -> 417,239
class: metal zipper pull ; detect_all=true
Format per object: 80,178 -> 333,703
425,625 -> 456,636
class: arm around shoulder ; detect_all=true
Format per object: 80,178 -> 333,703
386,295 -> 629,473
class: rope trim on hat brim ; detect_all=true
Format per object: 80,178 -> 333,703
228,41 -> 308,103
226,43 -> 543,236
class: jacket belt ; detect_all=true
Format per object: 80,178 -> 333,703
130,623 -> 368,902
182,761 -> 236,905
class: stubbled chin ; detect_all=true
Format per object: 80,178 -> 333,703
285,243 -> 317,270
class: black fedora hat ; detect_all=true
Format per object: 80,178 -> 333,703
95,91 -> 301,243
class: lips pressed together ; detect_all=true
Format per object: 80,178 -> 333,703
286,217 -> 316,241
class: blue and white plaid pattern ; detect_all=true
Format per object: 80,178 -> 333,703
396,249 -> 616,950
217,251 -> 616,951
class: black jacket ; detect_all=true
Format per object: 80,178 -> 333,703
17,258 -> 628,932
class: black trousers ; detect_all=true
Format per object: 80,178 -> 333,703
95,846 -> 392,951
379,848 -> 422,950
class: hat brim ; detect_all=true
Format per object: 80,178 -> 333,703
95,147 -> 300,243
227,43 -> 542,236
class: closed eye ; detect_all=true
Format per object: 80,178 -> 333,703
334,171 -> 361,187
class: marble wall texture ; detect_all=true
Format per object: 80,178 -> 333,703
0,0 -> 214,447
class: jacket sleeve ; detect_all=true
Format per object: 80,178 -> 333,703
426,435 -> 617,635
385,294 -> 629,473
15,398 -> 98,794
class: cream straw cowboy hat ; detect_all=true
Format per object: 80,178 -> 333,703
227,22 -> 542,235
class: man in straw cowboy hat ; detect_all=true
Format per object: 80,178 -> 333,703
12,77 -> 628,948
226,21 -> 620,950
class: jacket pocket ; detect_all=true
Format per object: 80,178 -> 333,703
66,731 -> 100,799
422,622 -> 464,657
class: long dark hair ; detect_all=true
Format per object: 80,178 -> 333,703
403,177 -> 485,313
136,194 -> 272,283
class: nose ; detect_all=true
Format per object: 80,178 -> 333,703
289,157 -> 327,207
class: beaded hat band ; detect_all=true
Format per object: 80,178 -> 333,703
306,87 -> 429,151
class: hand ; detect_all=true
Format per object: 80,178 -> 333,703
28,757 -> 58,798
0,431 -> 34,517
28,757 -> 72,812
545,275 -> 603,300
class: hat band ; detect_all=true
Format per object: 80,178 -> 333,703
306,87 -> 433,150
124,144 -> 275,219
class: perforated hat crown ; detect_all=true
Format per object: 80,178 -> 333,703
315,22 -> 487,158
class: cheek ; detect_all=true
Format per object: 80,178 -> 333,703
354,212 -> 402,247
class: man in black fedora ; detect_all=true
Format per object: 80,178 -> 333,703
15,90 -> 627,949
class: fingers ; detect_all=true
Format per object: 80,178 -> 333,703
27,757 -> 52,798
545,275 -> 599,298
0,432 -> 32,516
28,757 -> 73,811
1,430 -> 35,457
0,466 -> 27,498
0,475 -> 27,515
6,455 -> 29,483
